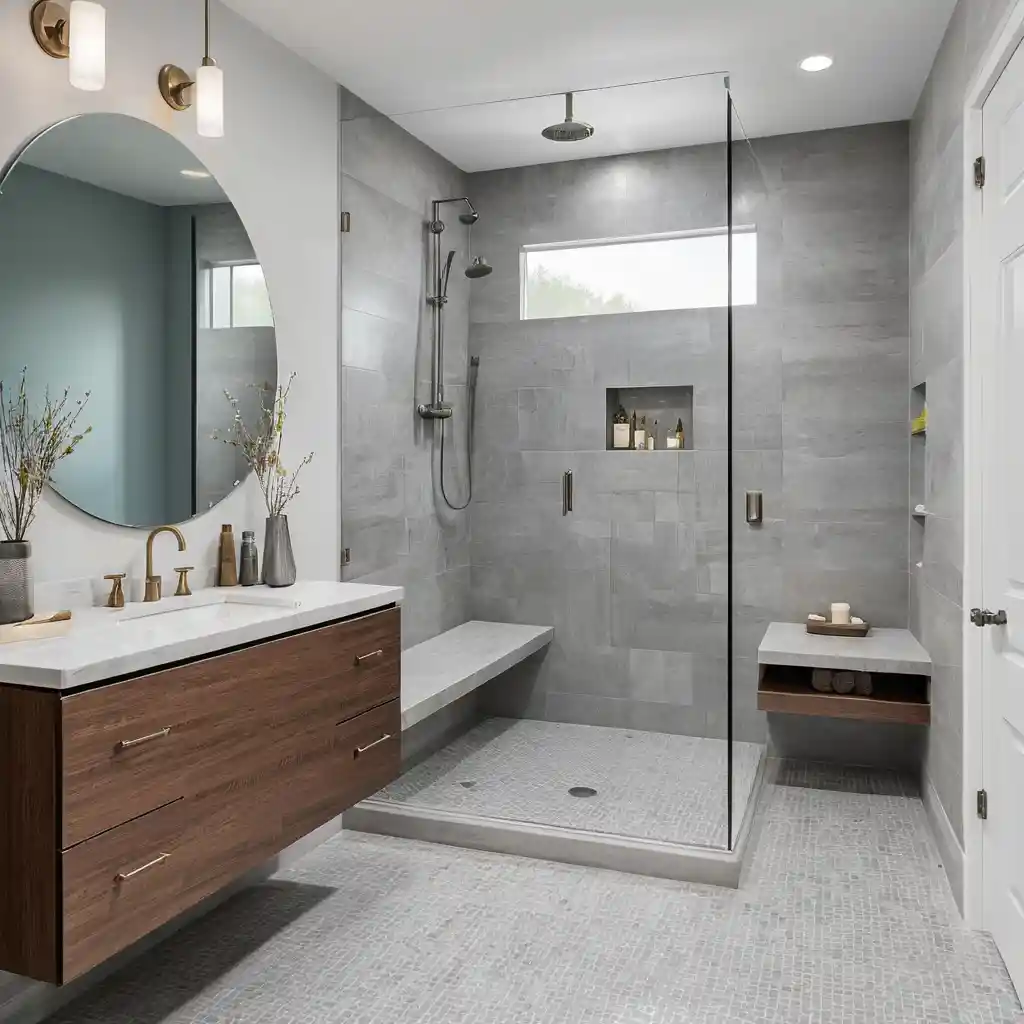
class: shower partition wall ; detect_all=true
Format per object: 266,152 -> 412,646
342,75 -> 766,860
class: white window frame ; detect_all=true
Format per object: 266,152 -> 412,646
199,260 -> 270,330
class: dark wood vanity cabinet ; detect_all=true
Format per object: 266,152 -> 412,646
0,606 -> 401,985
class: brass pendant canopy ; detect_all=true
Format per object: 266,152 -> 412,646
30,0 -> 70,59
158,63 -> 194,111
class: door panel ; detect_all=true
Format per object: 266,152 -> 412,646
982,38 -> 1024,998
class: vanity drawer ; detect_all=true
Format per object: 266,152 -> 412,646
329,608 -> 400,721
62,797 -> 188,982
306,697 -> 401,826
60,608 -> 400,847
62,676 -> 190,849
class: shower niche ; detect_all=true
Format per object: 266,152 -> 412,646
605,385 -> 694,451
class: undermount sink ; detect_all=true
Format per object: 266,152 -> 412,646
114,589 -> 301,626
116,602 -> 280,630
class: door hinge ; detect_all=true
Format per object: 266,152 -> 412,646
340,211 -> 352,233
341,547 -> 351,568
975,155 -> 986,188
977,789 -> 988,820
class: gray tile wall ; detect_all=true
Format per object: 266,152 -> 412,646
910,0 -> 1013,848
468,123 -> 911,761
339,88 -> 473,647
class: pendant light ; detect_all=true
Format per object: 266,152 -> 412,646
30,0 -> 107,92
195,0 -> 223,138
157,0 -> 224,138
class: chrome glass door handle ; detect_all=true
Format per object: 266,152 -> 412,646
115,852 -> 170,883
353,734 -> 392,757
354,649 -> 384,666
115,727 -> 171,751
971,608 -> 1008,627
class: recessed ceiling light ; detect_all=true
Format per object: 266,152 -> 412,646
800,55 -> 834,73
180,168 -> 211,179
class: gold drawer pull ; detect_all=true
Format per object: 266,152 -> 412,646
354,734 -> 392,757
354,649 -> 384,666
115,852 -> 170,883
116,727 -> 171,751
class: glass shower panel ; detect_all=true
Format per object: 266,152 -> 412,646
354,74 -> 738,852
729,92 -> 772,846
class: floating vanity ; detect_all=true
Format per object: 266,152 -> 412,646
0,581 -> 403,985
756,622 -> 931,726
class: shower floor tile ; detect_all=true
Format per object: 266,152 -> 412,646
375,718 -> 763,848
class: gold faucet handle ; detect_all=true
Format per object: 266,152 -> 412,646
103,574 -> 126,609
174,567 -> 194,598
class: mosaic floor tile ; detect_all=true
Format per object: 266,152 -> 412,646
46,777 -> 1021,1024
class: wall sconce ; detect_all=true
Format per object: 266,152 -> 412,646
30,0 -> 106,92
158,0 -> 224,138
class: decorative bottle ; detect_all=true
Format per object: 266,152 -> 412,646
676,418 -> 685,450
239,530 -> 259,587
217,524 -> 238,587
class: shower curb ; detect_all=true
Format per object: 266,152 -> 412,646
344,754 -> 767,889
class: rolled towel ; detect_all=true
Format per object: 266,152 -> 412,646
808,613 -> 827,622
854,671 -> 873,696
832,670 -> 856,695
811,668 -> 834,693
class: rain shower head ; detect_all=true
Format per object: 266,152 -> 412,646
465,256 -> 493,279
541,92 -> 595,143
459,210 -> 480,225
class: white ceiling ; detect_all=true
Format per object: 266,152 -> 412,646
226,0 -> 956,172
20,114 -> 227,206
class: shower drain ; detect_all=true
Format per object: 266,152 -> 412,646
568,786 -> 598,798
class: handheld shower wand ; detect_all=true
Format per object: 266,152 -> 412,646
417,197 -> 493,512
417,197 -> 491,422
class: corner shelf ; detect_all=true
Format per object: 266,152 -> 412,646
756,622 -> 931,726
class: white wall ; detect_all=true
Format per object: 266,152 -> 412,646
0,0 -> 340,599
0,0 -> 339,1015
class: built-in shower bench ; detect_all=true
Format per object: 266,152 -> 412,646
401,620 -> 554,730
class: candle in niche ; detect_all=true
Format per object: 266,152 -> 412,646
830,602 -> 851,625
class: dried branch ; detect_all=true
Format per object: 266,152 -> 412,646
0,370 -> 92,542
212,373 -> 313,519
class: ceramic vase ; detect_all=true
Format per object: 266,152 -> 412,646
263,515 -> 296,587
0,540 -> 33,624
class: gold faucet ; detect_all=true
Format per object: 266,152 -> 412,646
145,526 -> 187,602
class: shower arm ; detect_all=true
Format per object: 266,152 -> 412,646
418,197 -> 478,420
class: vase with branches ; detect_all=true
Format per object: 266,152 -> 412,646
214,373 -> 312,587
0,371 -> 91,622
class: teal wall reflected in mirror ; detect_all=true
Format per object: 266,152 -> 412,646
0,114 -> 277,528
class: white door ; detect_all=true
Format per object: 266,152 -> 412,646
981,36 -> 1024,997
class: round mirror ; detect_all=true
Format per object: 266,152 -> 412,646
0,114 -> 277,528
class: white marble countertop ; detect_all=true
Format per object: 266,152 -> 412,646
0,581 -> 403,691
758,622 -> 931,675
